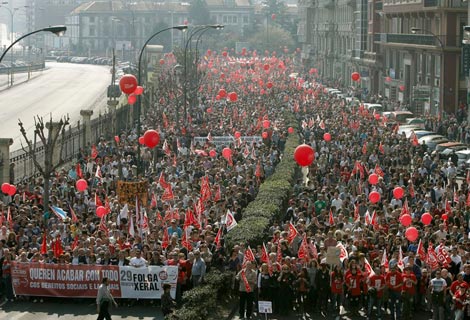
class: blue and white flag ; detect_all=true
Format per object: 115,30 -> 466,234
50,206 -> 67,220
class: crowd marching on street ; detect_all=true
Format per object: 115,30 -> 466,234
2,47 -> 470,320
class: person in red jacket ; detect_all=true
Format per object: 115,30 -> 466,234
386,261 -> 403,320
450,272 -> 465,296
368,267 -> 386,318
453,282 -> 468,320
402,265 -> 417,320
330,265 -> 344,317
346,264 -> 363,316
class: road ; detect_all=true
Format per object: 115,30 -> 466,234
0,299 -> 165,320
0,62 -> 111,149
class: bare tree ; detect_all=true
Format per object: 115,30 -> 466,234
18,115 -> 69,210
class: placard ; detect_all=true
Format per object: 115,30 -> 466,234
258,300 -> 272,313
326,246 -> 341,266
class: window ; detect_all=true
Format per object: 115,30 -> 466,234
243,16 -> 248,23
89,27 -> 95,37
89,16 -> 95,23
233,16 -> 237,23
223,16 -> 228,23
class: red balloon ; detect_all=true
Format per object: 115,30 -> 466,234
222,51 -> 228,57
207,49 -> 212,56
1,183 -> 10,194
369,191 -> 381,204
263,64 -> 270,71
96,206 -> 107,218
218,89 -> 227,98
206,107 -> 213,113
374,113 -> 381,120
209,149 -> 217,158
323,133 -> 331,142
288,127 -> 294,134
76,179 -> 88,192
368,173 -> 379,185
119,74 -> 138,94
393,187 -> 404,199
271,13 -> 276,20
405,227 -> 419,242
294,144 -> 315,167
228,92 -> 238,102
267,82 -> 273,89
262,131 -> 268,139
351,72 -> 360,82
128,94 -> 137,105
138,136 -> 144,145
222,147 -> 232,159
114,135 -> 120,143
262,120 -> 270,128
400,214 -> 412,227
134,86 -> 144,95
234,131 -> 241,139
215,95 -> 221,101
421,212 -> 432,225
7,184 -> 16,196
159,59 -> 165,65
143,130 -> 160,148
442,213 -> 448,221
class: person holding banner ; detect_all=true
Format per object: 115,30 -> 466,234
96,277 -> 118,320
236,260 -> 257,320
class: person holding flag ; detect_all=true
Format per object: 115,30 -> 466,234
236,260 -> 257,320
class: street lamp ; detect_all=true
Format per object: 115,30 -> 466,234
135,25 -> 187,176
0,26 -> 66,63
182,24 -> 223,123
410,27 -> 444,116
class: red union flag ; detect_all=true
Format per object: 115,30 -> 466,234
427,244 -> 440,270
287,222 -> 298,244
417,239 -> 427,261
337,242 -> 349,262
364,258 -> 375,277
261,243 -> 269,263
381,248 -> 389,270
297,235 -> 309,262
242,246 -> 256,268
437,245 -> 452,267
161,185 -> 174,202
225,210 -> 238,232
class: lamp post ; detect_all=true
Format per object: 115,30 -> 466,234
135,25 -> 187,176
411,27 -> 444,116
0,25 -> 66,63
0,3 -> 19,86
182,25 -> 223,123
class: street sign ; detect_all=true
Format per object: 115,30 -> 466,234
463,44 -> 470,75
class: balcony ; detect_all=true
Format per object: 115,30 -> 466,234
423,0 -> 438,6
375,33 -> 459,47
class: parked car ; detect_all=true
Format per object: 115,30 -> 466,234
363,103 -> 385,114
382,111 -> 414,124
418,135 -> 449,151
456,149 -> 470,174
406,118 -> 426,129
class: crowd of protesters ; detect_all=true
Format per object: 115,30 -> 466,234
2,46 -> 470,320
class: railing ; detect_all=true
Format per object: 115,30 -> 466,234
375,33 -> 460,47
0,63 -> 46,75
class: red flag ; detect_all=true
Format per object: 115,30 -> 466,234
163,140 -> 171,156
207,132 -> 213,142
54,235 -> 63,258
151,193 -> 157,208
319,119 -> 325,130
214,227 -> 223,249
162,226 -> 169,249
161,185 -> 174,202
328,209 -> 335,226
213,184 -> 221,202
0,211 -> 3,227
162,112 -> 169,128
158,172 -> 168,189
95,165 -> 102,180
411,132 -> 419,146
466,192 -> 470,207
71,235 -> 79,250
181,227 -> 192,251
400,199 -> 410,216
364,258 -> 375,277
261,243 -> 269,263
297,235 -> 310,262
417,239 -> 426,261
76,163 -> 83,179
99,216 -> 109,234
95,193 -> 103,207
371,210 -> 379,230
277,240 -> 283,263
6,207 -> 12,230
353,204 -> 360,223
437,244 -> 452,266
242,246 -> 256,268
255,161 -> 262,178
397,246 -> 404,270
362,142 -> 367,155
69,204 -> 79,223
40,232 -> 47,255
381,248 -> 389,270
184,209 -> 200,229
91,145 -> 98,159
365,210 -> 371,226
427,244 -> 440,270
374,164 -> 385,177
337,243 -> 349,262
409,183 -> 415,198
445,199 -> 452,214
287,222 -> 298,244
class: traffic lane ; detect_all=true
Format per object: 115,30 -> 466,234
0,299 -> 164,320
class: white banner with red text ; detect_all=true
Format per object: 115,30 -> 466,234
11,262 -> 177,299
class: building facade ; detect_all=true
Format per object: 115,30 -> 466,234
299,0 -> 468,115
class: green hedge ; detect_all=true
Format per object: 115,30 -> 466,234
171,111 -> 300,320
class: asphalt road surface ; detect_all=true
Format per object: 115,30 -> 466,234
0,299 -> 165,320
0,62 -> 111,149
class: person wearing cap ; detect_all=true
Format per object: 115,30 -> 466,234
402,265 -> 417,320
429,269 -> 447,320
386,261 -> 403,320
452,282 -> 468,320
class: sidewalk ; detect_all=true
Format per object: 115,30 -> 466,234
0,70 -> 43,91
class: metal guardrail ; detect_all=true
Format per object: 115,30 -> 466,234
0,63 -> 46,75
